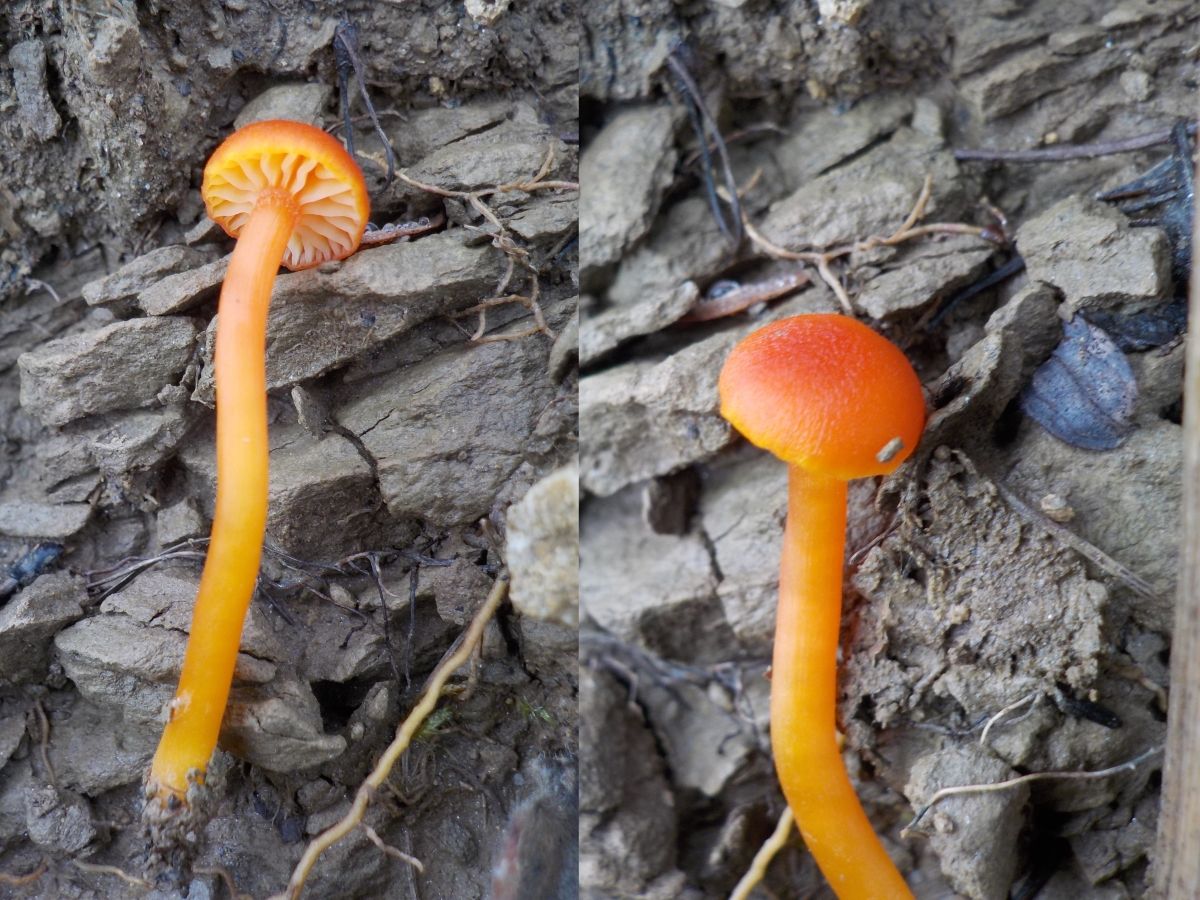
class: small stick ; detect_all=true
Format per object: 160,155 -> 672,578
955,123 -> 1197,162
72,860 -> 152,888
362,823 -> 425,872
279,575 -> 509,899
1154,124 -> 1200,897
728,807 -> 794,900
978,691 -> 1039,747
32,700 -> 56,787
0,858 -> 47,886
903,745 -> 1162,838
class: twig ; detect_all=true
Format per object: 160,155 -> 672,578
680,268 -> 811,323
362,823 -> 425,872
0,858 -> 47,886
955,123 -> 1197,162
32,700 -> 56,787
72,859 -> 152,888
195,864 -> 254,900
740,176 -> 999,315
978,692 -> 1039,748
666,48 -> 743,247
903,745 -> 1163,838
1155,133 -> 1200,897
279,575 -> 509,900
729,807 -> 794,900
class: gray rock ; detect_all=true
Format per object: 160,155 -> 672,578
1016,195 -> 1171,314
580,107 -> 677,281
854,234 -> 996,319
192,231 -> 505,402
581,487 -> 728,662
137,254 -> 229,316
234,83 -> 333,128
179,423 -> 375,558
82,245 -> 220,308
415,558 -> 497,626
581,281 -> 697,366
961,45 -> 1120,121
0,500 -> 91,539
388,100 -> 512,163
54,581 -> 277,726
8,40 -> 61,141
774,93 -> 914,189
604,197 -> 728,313
156,500 -> 206,548
338,335 -> 556,526
47,698 -> 157,794
906,745 -> 1026,900
81,404 -> 195,475
0,757 -> 33,843
760,129 -> 967,252
548,309 -> 579,383
508,195 -> 579,245
516,617 -> 577,682
25,784 -> 96,854
580,666 -> 685,898
0,716 -> 24,771
406,118 -> 570,193
221,676 -> 347,773
507,464 -> 579,627
18,316 -> 199,426
0,572 -> 85,684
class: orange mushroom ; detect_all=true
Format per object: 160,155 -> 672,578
145,120 -> 369,819
718,314 -> 925,898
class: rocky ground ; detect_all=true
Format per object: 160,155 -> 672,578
580,1 -> 1192,898
0,2 -> 578,898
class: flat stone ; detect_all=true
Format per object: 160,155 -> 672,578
507,464 -> 579,627
854,234 -> 996,319
192,231 -> 505,403
81,403 -> 195,475
406,119 -> 570,193
0,716 -> 24,771
337,335 -> 556,527
47,698 -> 157,794
759,129 -> 967,252
137,254 -> 229,316
82,245 -> 220,308
9,40 -> 61,141
178,423 -> 375,558
234,82 -> 333,128
18,316 -> 199,426
54,603 -> 276,727
580,106 -> 677,282
221,676 -> 347,773
507,195 -> 578,245
905,745 -> 1026,900
387,100 -> 512,163
0,500 -> 91,539
0,572 -> 85,685
156,499 -> 206,548
25,784 -> 96,854
581,487 -> 730,662
581,281 -> 697,366
1016,195 -> 1171,314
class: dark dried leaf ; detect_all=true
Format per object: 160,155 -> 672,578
1020,316 -> 1137,451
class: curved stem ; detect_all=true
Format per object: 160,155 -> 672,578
147,196 -> 297,805
771,465 -> 913,899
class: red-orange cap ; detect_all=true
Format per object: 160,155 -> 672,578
718,314 -> 925,480
201,119 -> 370,271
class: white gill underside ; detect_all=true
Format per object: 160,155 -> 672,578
206,151 -> 362,269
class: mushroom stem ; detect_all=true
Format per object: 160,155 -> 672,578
147,195 -> 299,805
772,465 -> 913,899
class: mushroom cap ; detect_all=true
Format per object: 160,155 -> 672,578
718,314 -> 925,480
201,119 -> 370,271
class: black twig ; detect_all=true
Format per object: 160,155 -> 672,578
334,17 -> 397,187
666,49 -> 743,248
956,122 -> 1198,163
